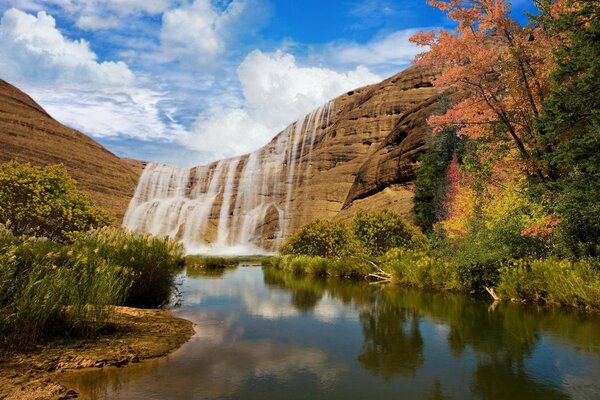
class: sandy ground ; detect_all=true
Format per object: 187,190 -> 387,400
0,307 -> 194,400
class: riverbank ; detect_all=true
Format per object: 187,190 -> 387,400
0,306 -> 194,400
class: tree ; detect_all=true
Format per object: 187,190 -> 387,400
0,161 -> 113,242
535,0 -> 600,256
410,0 -> 559,182
414,126 -> 459,232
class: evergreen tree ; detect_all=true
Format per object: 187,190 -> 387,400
536,0 -> 600,256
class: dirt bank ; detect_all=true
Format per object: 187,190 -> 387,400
0,307 -> 194,400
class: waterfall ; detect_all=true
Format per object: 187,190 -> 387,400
123,100 -> 335,254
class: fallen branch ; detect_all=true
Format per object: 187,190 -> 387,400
484,286 -> 501,302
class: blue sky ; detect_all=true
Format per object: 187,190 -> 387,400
0,0 -> 537,166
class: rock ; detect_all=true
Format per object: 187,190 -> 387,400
124,65 -> 445,250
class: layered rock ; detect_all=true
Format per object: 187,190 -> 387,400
0,80 -> 140,222
125,65 -> 444,253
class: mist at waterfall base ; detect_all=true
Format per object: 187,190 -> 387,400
123,101 -> 335,255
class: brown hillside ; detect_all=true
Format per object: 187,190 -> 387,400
0,80 -> 140,222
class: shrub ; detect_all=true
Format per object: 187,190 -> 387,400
497,258 -> 600,308
280,219 -> 358,258
0,161 -> 113,242
351,209 -> 427,257
73,227 -> 185,308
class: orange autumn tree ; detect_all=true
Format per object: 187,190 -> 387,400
410,0 -> 560,182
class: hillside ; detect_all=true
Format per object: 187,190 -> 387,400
0,80 -> 140,222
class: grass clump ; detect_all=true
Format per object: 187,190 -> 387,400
0,228 -> 132,349
73,227 -> 185,308
186,255 -> 235,269
496,258 -> 600,308
379,248 -> 461,290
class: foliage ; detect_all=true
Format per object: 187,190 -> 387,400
497,258 -> 600,308
351,209 -> 427,257
414,126 -> 459,232
0,228 -> 132,349
0,161 -> 113,242
535,0 -> 600,257
410,0 -> 558,181
280,219 -> 359,258
380,248 -> 462,290
73,227 -> 185,308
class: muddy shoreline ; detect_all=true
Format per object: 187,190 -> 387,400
0,306 -> 194,399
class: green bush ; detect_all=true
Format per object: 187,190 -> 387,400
497,258 -> 600,308
351,209 -> 427,257
0,161 -> 113,242
73,227 -> 185,308
280,219 -> 358,258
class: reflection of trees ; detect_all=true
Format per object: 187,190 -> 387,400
471,361 -> 569,400
261,267 -> 600,398
358,296 -> 424,380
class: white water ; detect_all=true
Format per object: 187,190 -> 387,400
123,101 -> 335,254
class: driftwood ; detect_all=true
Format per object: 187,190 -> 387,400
484,286 -> 501,302
365,260 -> 392,283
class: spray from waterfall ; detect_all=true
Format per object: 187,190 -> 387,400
123,100 -> 335,254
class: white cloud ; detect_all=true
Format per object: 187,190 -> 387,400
0,8 -> 134,85
76,14 -> 120,30
160,0 -> 225,60
329,28 -> 426,69
160,0 -> 262,64
0,8 -> 183,140
180,50 -> 381,160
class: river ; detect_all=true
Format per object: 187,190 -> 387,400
61,264 -> 600,399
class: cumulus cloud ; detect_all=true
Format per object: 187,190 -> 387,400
180,50 -> 381,160
0,8 -> 183,140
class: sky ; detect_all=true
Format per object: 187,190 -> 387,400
0,0 -> 537,167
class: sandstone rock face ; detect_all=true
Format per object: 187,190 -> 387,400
125,65 -> 444,253
0,80 -> 140,222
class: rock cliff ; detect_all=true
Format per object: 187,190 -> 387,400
125,65 -> 445,252
0,80 -> 140,222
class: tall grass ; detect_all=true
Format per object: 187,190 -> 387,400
0,226 -> 185,349
73,227 -> 185,308
497,258 -> 600,308
0,229 -> 132,348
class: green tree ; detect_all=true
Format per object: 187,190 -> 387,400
414,127 -> 459,232
536,1 -> 600,256
0,161 -> 113,242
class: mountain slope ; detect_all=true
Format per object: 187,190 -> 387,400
0,80 -> 140,222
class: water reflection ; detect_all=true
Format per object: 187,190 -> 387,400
61,266 -> 600,399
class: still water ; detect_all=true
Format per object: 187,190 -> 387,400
62,265 -> 600,399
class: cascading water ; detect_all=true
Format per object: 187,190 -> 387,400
123,100 -> 335,254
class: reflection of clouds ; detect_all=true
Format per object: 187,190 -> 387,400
242,290 -> 299,319
313,294 -> 359,323
64,309 -> 346,400
181,268 -> 363,323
